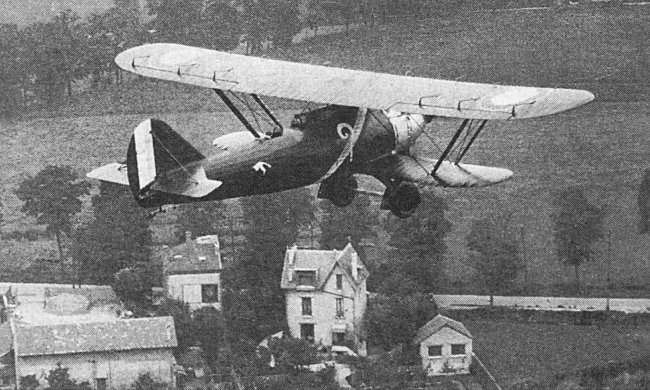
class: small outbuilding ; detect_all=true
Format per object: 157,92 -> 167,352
413,314 -> 473,376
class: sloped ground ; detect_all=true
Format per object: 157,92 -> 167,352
1,5 -> 649,288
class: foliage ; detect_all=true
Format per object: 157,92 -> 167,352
467,214 -> 522,301
73,182 -> 151,285
44,363 -> 91,390
231,188 -> 315,340
319,195 -> 378,251
383,191 -> 451,293
349,356 -> 422,390
365,292 -> 437,353
174,200 -> 227,243
113,267 -> 155,306
147,0 -> 241,50
130,372 -> 168,390
267,337 -> 319,373
19,375 -> 39,390
14,165 -> 90,266
551,187 -> 605,289
191,306 -> 226,363
155,298 -> 194,352
638,168 -> 650,234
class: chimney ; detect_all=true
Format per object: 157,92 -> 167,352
288,245 -> 297,265
185,231 -> 192,243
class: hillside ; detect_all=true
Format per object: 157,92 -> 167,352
1,5 -> 648,290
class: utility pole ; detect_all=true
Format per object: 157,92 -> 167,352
521,224 -> 527,290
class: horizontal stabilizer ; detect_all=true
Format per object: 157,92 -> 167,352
86,163 -> 129,186
392,155 -> 513,187
151,165 -> 222,198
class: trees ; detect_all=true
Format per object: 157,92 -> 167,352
365,292 -> 437,353
319,195 -> 378,251
175,201 -> 227,243
267,337 -> 319,373
552,187 -> 605,290
638,168 -> 650,234
14,165 -> 89,269
73,182 -> 151,285
44,364 -> 91,390
384,191 -> 452,293
230,188 -> 315,340
466,215 -> 522,304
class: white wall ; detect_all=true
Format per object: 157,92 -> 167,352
16,348 -> 175,389
167,273 -> 221,311
285,263 -> 367,353
419,327 -> 472,375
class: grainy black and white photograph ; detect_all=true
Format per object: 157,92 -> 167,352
0,0 -> 648,389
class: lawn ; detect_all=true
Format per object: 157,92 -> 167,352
465,320 -> 650,387
1,5 -> 648,289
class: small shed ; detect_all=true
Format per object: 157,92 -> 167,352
413,314 -> 473,376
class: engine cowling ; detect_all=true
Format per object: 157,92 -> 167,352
381,182 -> 421,219
318,174 -> 357,207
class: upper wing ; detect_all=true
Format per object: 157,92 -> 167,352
116,43 -> 594,120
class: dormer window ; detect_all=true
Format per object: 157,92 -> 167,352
295,270 -> 317,287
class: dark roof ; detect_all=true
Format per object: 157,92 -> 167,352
14,317 -> 177,357
163,234 -> 222,275
413,314 -> 473,345
280,243 -> 369,290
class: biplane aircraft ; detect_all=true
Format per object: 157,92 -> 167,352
88,43 -> 594,218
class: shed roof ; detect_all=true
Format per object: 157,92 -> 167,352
280,243 -> 368,290
163,233 -> 222,275
413,314 -> 473,345
14,316 -> 177,357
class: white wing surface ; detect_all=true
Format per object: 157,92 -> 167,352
116,43 -> 594,120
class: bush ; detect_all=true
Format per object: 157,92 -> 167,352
19,375 -> 39,390
131,372 -> 168,390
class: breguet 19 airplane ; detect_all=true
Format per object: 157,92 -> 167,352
88,43 -> 595,218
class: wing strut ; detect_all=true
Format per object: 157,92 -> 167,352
430,119 -> 488,181
251,94 -> 283,136
214,89 -> 262,138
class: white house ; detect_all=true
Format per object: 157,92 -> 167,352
13,316 -> 177,389
280,243 -> 368,356
413,314 -> 473,376
163,232 -> 223,311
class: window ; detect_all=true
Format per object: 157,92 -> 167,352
332,331 -> 346,346
295,270 -> 317,286
302,297 -> 312,316
95,378 -> 107,390
451,344 -> 466,355
201,284 -> 219,303
335,298 -> 344,318
300,323 -> 315,341
336,274 -> 343,290
428,345 -> 442,357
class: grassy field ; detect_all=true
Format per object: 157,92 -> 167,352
464,319 -> 650,388
0,5 -> 648,288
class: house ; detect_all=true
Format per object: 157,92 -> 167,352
13,316 -> 177,389
162,232 -> 223,311
280,243 -> 369,356
413,314 -> 473,376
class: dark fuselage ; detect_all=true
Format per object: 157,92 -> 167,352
136,106 -> 397,208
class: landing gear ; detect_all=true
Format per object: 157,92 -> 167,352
381,181 -> 421,219
318,170 -> 358,207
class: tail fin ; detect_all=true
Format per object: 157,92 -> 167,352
126,118 -> 221,201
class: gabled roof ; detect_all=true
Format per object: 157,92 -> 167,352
163,234 -> 222,275
280,243 -> 369,290
14,316 -> 177,357
413,314 -> 473,345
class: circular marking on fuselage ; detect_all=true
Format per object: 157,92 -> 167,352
490,88 -> 539,106
158,48 -> 203,67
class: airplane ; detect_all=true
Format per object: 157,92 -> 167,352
88,43 -> 595,218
